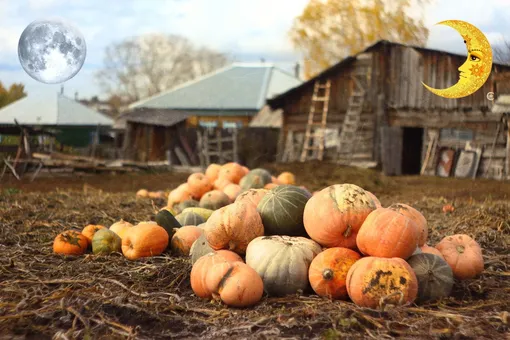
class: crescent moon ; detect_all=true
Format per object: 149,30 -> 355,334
422,20 -> 493,99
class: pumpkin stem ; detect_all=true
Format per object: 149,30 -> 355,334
323,269 -> 334,280
343,225 -> 352,238
456,245 -> 465,253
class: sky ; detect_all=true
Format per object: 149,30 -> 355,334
1,0 -> 510,100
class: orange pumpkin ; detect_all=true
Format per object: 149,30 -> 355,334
121,222 -> 169,260
213,177 -> 232,191
109,220 -> 134,240
215,249 -> 243,263
264,183 -> 279,189
217,162 -> 244,184
187,172 -> 213,199
136,189 -> 149,198
170,226 -> 204,256
442,204 -> 455,213
204,201 -> 264,255
53,230 -> 88,256
205,261 -> 264,307
223,183 -> 242,202
190,251 -> 241,299
277,171 -> 295,185
308,247 -> 361,299
168,183 -> 195,207
241,166 -> 250,175
435,234 -> 484,280
82,224 -> 107,244
388,203 -> 428,246
420,244 -> 445,260
365,191 -> 382,208
356,208 -> 420,259
271,176 -> 279,184
148,191 -> 166,199
234,188 -> 269,209
199,190 -> 231,210
346,256 -> 418,308
303,184 -> 377,249
205,163 -> 222,182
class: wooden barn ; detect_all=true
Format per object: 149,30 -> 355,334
267,40 -> 510,179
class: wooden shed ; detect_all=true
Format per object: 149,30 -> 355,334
267,40 -> 510,179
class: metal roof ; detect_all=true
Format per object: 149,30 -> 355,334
129,63 -> 302,111
249,105 -> 282,128
122,108 -> 189,127
0,92 -> 113,126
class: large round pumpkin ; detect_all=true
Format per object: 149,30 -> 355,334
245,235 -> 322,296
199,190 -> 231,210
187,172 -> 213,199
257,185 -> 312,236
407,253 -> 454,303
346,256 -> 418,308
308,247 -> 361,299
170,226 -> 204,256
356,208 -> 420,259
365,191 -> 382,208
92,228 -> 122,255
435,234 -> 484,280
303,184 -> 377,249
53,230 -> 88,256
121,222 -> 169,260
109,220 -> 134,240
234,188 -> 269,209
388,203 -> 428,246
204,201 -> 264,255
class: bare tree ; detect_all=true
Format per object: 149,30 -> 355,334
493,38 -> 510,66
95,34 -> 230,102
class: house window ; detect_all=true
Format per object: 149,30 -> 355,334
440,128 -> 474,141
198,121 -> 218,128
222,121 -> 242,129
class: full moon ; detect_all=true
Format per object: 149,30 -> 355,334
18,18 -> 87,84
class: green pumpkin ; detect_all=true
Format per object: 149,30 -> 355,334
407,253 -> 454,303
174,199 -> 200,214
257,185 -> 312,236
189,233 -> 215,265
91,229 -> 122,255
155,207 -> 182,240
175,211 -> 205,226
240,168 -> 272,190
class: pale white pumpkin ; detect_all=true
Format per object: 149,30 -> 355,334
189,233 -> 214,265
245,235 -> 322,296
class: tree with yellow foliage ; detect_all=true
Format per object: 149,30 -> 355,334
0,81 -> 26,109
289,0 -> 431,79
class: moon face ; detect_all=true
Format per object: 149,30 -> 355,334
18,18 -> 87,84
422,20 -> 493,99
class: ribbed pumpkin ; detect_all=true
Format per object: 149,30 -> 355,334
436,234 -> 484,280
187,172 -> 213,198
199,190 -> 231,210
346,256 -> 418,308
181,207 -> 214,221
388,203 -> 428,246
173,199 -> 200,214
170,226 -> 204,256
356,208 -> 420,259
234,188 -> 269,209
91,229 -> 122,255
121,222 -> 169,260
303,184 -> 377,249
420,244 -> 445,260
190,233 -> 215,264
175,211 -> 205,226
82,224 -> 107,245
257,185 -> 312,236
53,230 -> 88,256
407,253 -> 454,303
308,247 -> 361,299
239,168 -> 272,190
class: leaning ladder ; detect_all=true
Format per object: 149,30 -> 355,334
336,55 -> 372,163
300,79 -> 331,162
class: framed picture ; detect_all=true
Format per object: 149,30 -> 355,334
435,147 -> 456,177
453,148 -> 482,179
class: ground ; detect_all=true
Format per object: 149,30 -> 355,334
0,162 -> 509,340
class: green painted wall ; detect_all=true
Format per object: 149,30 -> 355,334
55,127 -> 96,147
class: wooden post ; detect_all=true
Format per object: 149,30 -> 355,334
506,118 -> 510,179
216,128 -> 223,164
233,128 -> 239,163
374,94 -> 386,166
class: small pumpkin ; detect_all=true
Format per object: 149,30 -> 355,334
204,201 -> 264,255
407,253 -> 454,303
308,247 -> 361,299
136,189 -> 149,198
205,261 -> 264,307
53,230 -> 88,256
234,188 -> 269,209
257,185 -> 312,236
91,229 -> 122,255
442,204 -> 455,214
264,183 -> 279,190
420,244 -> 444,260
241,166 -> 250,175
271,176 -> 279,184
109,220 -> 134,240
148,191 -> 165,199
155,207 -> 182,240
205,163 -> 222,182
239,168 -> 272,190
245,235 -> 322,296
190,233 -> 214,264
346,256 -> 418,308
187,172 -> 213,198
121,222 -> 169,260
388,203 -> 428,246
173,199 -> 200,214
277,171 -> 295,185
303,184 -> 377,249
217,162 -> 244,184
82,224 -> 107,244
213,177 -> 232,190
199,190 -> 231,210
223,183 -> 242,202
435,234 -> 484,280
365,191 -> 382,208
356,208 -> 420,259
181,207 -> 214,221
170,226 -> 204,256
175,211 -> 205,226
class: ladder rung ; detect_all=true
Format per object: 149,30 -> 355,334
312,96 -> 329,101
304,145 -> 324,150
307,122 -> 326,126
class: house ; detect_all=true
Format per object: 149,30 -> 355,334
266,39 -> 510,179
0,91 -> 113,148
126,63 -> 302,128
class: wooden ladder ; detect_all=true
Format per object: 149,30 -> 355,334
300,79 -> 331,162
336,56 -> 372,163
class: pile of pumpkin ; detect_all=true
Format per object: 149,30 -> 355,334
52,162 -> 484,310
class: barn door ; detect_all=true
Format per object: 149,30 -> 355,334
380,126 -> 403,176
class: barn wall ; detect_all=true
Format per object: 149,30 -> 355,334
186,115 -> 253,128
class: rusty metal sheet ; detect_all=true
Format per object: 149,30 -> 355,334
435,147 -> 456,177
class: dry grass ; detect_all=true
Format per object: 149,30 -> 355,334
0,162 -> 509,339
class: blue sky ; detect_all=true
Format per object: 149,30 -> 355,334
1,0 -> 509,100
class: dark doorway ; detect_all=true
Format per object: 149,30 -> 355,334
401,127 -> 424,175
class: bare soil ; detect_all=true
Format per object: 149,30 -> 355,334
0,162 -> 509,339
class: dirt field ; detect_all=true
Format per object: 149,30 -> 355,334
1,162 -> 509,339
